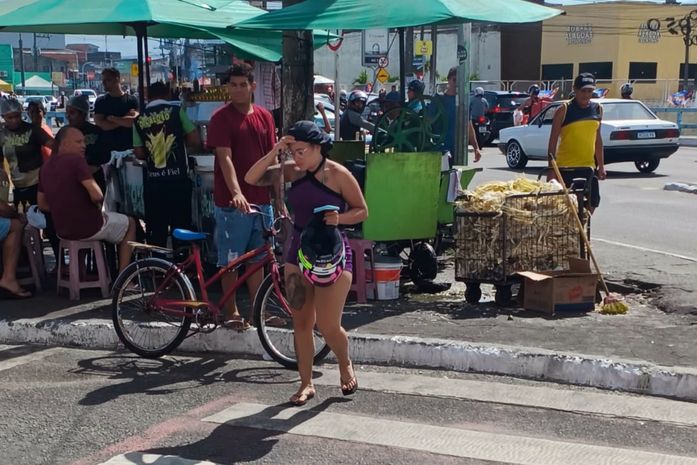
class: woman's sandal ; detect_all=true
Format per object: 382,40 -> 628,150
340,364 -> 358,396
289,386 -> 316,406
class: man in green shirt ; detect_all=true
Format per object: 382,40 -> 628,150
133,81 -> 200,248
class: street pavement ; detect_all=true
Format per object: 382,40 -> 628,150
3,345 -> 697,465
1,145 -> 696,400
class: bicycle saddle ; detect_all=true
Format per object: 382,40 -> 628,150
172,229 -> 208,241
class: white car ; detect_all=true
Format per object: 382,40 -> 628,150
498,98 -> 680,173
73,89 -> 98,111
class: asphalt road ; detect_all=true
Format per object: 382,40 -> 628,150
4,345 -> 697,465
474,145 -> 697,313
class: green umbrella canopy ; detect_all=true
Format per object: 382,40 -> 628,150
237,0 -> 563,30
0,0 -> 334,61
0,0 -> 263,35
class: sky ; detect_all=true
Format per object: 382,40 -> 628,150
66,35 -> 160,59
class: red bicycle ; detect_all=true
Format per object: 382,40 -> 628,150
111,208 -> 330,368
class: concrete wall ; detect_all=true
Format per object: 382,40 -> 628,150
541,2 -> 694,100
313,28 -> 500,92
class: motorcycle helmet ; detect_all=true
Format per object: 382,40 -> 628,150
297,208 -> 346,287
528,84 -> 541,96
348,89 -> 368,103
621,83 -> 633,96
474,87 -> 485,96
408,80 -> 425,95
408,241 -> 438,283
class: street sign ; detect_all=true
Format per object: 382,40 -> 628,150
362,29 -> 389,67
412,56 -> 424,68
130,63 -> 139,77
414,40 -> 433,57
377,68 -> 390,84
377,56 -> 389,68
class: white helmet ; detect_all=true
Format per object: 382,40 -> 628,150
474,87 -> 485,96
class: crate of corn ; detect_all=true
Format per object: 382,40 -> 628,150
454,177 -> 580,283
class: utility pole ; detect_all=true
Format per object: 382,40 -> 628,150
281,0 -> 313,134
648,10 -> 697,90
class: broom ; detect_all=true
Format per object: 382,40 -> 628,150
548,156 -> 629,315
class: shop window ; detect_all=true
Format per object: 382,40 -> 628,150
541,63 -> 574,81
678,63 -> 697,80
628,62 -> 657,81
579,62 -> 613,79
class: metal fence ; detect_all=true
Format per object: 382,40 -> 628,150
466,79 -> 694,106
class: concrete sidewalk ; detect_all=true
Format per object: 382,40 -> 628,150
2,261 -> 696,401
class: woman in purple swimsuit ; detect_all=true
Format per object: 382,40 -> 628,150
245,121 -> 368,406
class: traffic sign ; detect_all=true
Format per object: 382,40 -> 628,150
130,63 -> 139,77
378,56 -> 389,68
376,68 -> 390,84
414,40 -> 433,57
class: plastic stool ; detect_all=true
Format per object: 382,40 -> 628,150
348,238 -> 376,303
57,239 -> 111,300
18,225 -> 45,292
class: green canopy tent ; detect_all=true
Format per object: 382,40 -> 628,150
237,0 -> 562,29
238,0 -> 563,163
0,0 -> 334,106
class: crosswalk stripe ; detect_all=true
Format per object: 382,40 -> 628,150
98,453 -> 220,465
0,346 -> 62,372
204,402 -> 697,465
313,368 -> 697,427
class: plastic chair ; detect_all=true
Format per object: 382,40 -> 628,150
17,225 -> 45,292
348,238 -> 376,303
56,239 -> 111,300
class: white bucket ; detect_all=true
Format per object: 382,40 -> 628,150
372,256 -> 402,300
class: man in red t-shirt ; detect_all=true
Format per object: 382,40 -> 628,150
207,63 -> 276,327
37,126 -> 137,273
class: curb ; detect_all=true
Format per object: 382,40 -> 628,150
679,137 -> 697,147
2,317 -> 697,402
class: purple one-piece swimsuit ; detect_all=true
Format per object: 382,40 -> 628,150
284,163 -> 353,274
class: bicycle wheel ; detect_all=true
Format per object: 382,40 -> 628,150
112,258 -> 194,358
254,270 -> 331,369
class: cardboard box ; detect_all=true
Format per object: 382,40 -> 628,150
517,258 -> 598,315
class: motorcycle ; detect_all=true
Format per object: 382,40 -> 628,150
471,115 -> 492,148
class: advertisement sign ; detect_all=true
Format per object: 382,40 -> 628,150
51,71 -> 64,86
362,29 -> 389,67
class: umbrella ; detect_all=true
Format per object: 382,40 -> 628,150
0,0 -> 335,106
237,0 -> 562,164
236,0 -> 562,30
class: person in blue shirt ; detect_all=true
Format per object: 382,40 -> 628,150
429,67 -> 481,166
407,79 -> 425,114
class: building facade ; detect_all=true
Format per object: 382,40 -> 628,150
541,2 -> 697,102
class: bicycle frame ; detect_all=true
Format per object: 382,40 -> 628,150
141,241 -> 291,322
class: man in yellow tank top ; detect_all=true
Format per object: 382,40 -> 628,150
547,73 -> 606,211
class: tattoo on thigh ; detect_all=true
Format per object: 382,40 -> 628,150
286,273 -> 306,309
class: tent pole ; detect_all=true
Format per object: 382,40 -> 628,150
399,28 -> 406,102
144,29 -> 151,90
136,25 -> 146,110
455,22 -> 471,166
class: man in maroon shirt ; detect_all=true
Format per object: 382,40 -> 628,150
207,63 -> 276,327
37,126 -> 137,274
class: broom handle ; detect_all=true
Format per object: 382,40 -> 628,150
549,157 -> 611,296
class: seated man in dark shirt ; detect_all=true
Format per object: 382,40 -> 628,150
66,95 -> 109,192
37,126 -> 136,273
